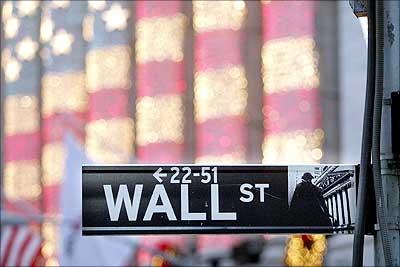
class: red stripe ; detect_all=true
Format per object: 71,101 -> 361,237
43,184 -> 61,214
262,1 -> 316,40
4,133 -> 41,162
88,89 -> 130,121
263,88 -> 322,135
137,142 -> 184,163
136,1 -> 182,19
136,3 -> 185,164
136,61 -> 185,97
42,111 -> 86,143
196,115 -> 246,158
1,226 -> 19,266
15,231 -> 33,267
29,243 -> 42,267
195,29 -> 243,71
3,200 -> 41,215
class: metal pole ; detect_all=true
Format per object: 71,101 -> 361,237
374,1 -> 400,266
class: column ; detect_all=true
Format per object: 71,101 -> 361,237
134,2 -> 187,264
261,1 -> 324,164
193,1 -> 248,164
135,1 -> 186,163
262,2 -> 327,266
40,1 -> 87,265
193,0 -> 248,251
2,0 -> 42,211
85,1 -> 134,163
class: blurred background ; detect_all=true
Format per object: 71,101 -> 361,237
1,0 -> 373,266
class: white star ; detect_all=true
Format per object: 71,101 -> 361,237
17,1 -> 40,17
88,0 -> 106,12
5,57 -> 21,83
51,29 -> 74,56
5,16 -> 20,39
102,3 -> 130,32
16,37 -> 38,61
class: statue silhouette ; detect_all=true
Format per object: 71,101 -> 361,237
289,172 -> 332,227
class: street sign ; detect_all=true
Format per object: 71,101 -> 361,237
82,164 -> 357,235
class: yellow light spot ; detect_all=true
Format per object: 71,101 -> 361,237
42,72 -> 87,115
311,148 -> 323,161
4,16 -> 19,39
135,14 -> 186,63
42,142 -> 66,185
285,235 -> 327,267
262,37 -> 320,94
151,256 -> 165,267
262,130 -> 324,164
295,134 -> 307,146
86,45 -> 131,91
50,29 -> 74,55
194,66 -> 248,122
313,128 -> 325,140
102,3 -> 130,32
86,118 -> 134,163
196,152 -> 246,164
41,242 -> 55,258
136,95 -> 183,147
42,222 -> 58,241
193,1 -> 246,32
4,160 -> 41,200
16,37 -> 38,61
16,1 -> 39,17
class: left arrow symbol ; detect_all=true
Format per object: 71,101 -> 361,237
153,167 -> 167,183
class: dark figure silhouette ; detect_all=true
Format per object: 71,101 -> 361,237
289,172 -> 332,227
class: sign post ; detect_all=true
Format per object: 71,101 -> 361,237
82,164 -> 357,235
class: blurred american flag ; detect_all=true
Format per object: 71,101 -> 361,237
1,224 -> 43,266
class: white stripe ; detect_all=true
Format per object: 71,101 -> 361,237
21,232 -> 41,267
0,227 -> 13,262
6,227 -> 29,266
83,226 -> 335,231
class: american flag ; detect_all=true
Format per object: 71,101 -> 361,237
1,224 -> 43,267
2,1 -> 326,265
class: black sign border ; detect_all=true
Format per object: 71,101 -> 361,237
82,164 -> 357,236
